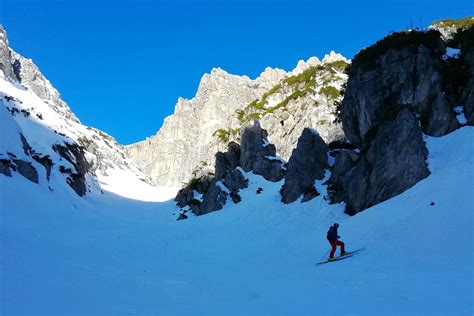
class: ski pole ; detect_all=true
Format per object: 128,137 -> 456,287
319,249 -> 330,262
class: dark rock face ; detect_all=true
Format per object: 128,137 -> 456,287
223,169 -> 248,191
225,142 -> 241,170
0,159 -> 12,177
329,29 -> 474,215
20,133 -> 33,155
253,158 -> 285,182
0,156 -> 39,183
240,121 -> 285,181
229,190 -> 242,203
341,33 -> 459,145
0,133 -> 55,185
281,128 -> 328,203
53,142 -> 91,196
214,152 -> 230,180
334,108 -> 430,215
327,150 -> 357,204
13,159 -> 38,183
175,187 -> 194,208
198,180 -> 228,215
240,122 -> 267,171
177,213 -> 188,221
175,175 -> 213,209
462,47 -> 474,125
215,142 -> 242,180
32,155 -> 53,181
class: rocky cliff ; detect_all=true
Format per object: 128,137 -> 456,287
125,67 -> 285,188
126,52 -> 348,188
328,23 -> 473,215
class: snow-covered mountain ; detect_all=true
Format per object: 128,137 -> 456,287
0,26 -> 172,202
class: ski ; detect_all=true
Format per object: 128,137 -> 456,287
341,247 -> 366,256
316,253 -> 354,265
315,247 -> 366,265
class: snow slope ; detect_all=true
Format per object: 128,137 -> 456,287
0,65 -> 175,202
1,127 -> 473,315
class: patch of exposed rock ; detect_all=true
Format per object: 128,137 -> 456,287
280,128 -> 328,203
329,108 -> 430,215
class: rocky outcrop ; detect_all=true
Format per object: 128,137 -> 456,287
198,181 -> 228,215
240,121 -> 285,181
53,143 -> 91,196
280,128 -> 328,203
327,27 -> 473,215
341,30 -> 459,145
174,122 -> 284,218
12,158 -> 39,183
330,108 -> 430,215
215,142 -> 241,179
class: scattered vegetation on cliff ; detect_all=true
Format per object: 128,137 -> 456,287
212,128 -> 240,143
235,60 -> 348,127
431,17 -> 474,32
350,30 -> 443,73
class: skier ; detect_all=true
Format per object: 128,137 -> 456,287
327,223 -> 347,261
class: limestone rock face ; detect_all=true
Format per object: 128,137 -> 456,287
10,50 -> 80,123
0,26 -> 16,82
280,128 -> 328,203
126,53 -> 349,188
125,67 -> 286,188
332,108 -> 430,215
245,52 -> 349,161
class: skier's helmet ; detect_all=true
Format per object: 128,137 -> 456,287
334,223 -> 339,227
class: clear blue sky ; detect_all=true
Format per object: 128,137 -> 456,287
1,0 -> 472,144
